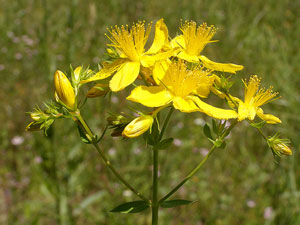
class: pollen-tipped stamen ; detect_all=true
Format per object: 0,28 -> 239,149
180,21 -> 217,56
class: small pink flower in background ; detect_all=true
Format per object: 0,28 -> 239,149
194,118 -> 205,126
264,206 -> 274,220
246,200 -> 256,208
200,148 -> 209,156
34,156 -> 43,164
11,136 -> 24,146
173,139 -> 182,147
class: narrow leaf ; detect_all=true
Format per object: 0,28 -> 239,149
110,201 -> 149,214
155,138 -> 173,150
160,199 -> 193,208
250,121 -> 266,128
77,125 -> 92,144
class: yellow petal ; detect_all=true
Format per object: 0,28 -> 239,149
153,60 -> 170,84
192,96 -> 238,119
81,59 -> 127,84
140,50 -> 174,67
127,86 -> 173,107
146,18 -> 169,54
237,102 -> 256,121
177,51 -> 199,62
170,35 -> 186,49
109,61 -> 140,92
172,96 -> 200,112
199,55 -> 244,74
256,108 -> 281,124
195,75 -> 215,98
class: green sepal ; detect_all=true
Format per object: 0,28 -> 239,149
160,199 -> 193,208
213,139 -> 225,148
110,201 -> 149,214
203,123 -> 213,139
154,138 -> 173,150
250,121 -> 266,128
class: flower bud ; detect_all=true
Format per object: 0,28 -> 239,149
122,115 -> 154,138
30,112 -> 42,121
267,134 -> 292,156
73,66 -> 82,83
86,83 -> 110,98
107,115 -> 130,126
26,122 -> 41,131
54,70 -> 76,110
273,143 -> 292,156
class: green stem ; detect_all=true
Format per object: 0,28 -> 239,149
158,107 -> 174,141
152,148 -> 159,225
75,111 -> 149,203
159,145 -> 216,203
159,120 -> 237,203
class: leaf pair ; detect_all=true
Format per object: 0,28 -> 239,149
110,199 -> 193,214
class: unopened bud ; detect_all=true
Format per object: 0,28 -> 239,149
122,115 -> 154,138
107,115 -> 129,126
273,143 -> 292,156
73,66 -> 82,82
86,83 -> 110,98
26,122 -> 41,132
267,134 -> 292,156
30,112 -> 41,121
54,70 -> 76,110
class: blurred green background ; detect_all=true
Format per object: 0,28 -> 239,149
1,0 -> 300,224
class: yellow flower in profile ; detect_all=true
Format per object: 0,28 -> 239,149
127,61 -> 238,120
170,21 -> 243,74
82,19 -> 172,92
237,75 -> 281,124
54,70 -> 76,110
123,115 -> 154,138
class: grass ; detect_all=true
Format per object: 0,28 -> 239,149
0,0 -> 300,224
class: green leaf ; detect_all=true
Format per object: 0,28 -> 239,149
160,199 -> 193,208
250,121 -> 266,128
155,138 -> 173,150
110,201 -> 149,214
77,125 -> 92,144
203,124 -> 213,139
212,119 -> 218,135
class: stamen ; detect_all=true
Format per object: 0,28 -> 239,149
181,21 -> 217,56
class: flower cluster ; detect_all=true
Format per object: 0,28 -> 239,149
27,18 -> 292,156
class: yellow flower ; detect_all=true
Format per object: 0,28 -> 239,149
127,61 -> 238,120
237,75 -> 281,124
82,19 -> 172,92
54,70 -> 76,110
170,21 -> 243,74
123,115 -> 154,138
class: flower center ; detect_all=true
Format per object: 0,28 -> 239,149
162,62 -> 210,98
181,21 -> 216,56
106,22 -> 151,62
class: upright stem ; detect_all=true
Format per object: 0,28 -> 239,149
75,111 -> 149,203
152,148 -> 159,225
